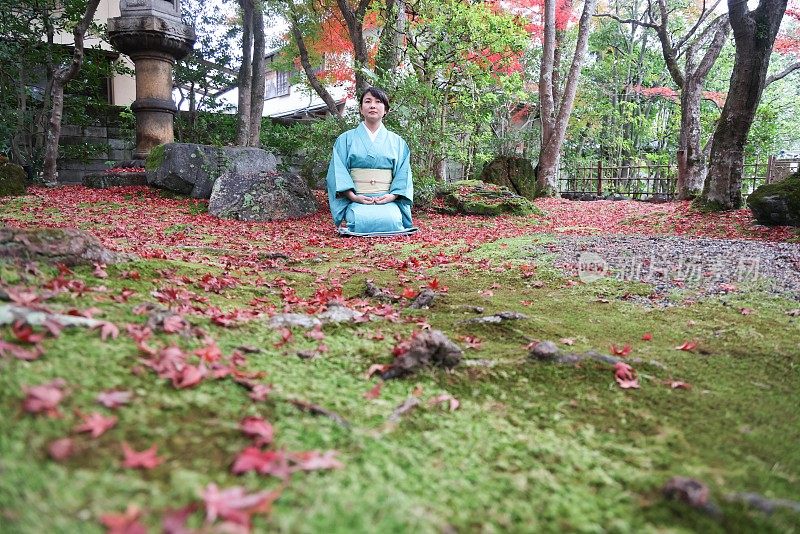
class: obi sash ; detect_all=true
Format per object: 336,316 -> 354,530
351,168 -> 392,194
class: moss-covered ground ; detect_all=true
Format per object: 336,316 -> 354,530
1,187 -> 799,533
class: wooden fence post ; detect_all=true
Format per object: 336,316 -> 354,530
766,155 -> 774,184
597,161 -> 603,197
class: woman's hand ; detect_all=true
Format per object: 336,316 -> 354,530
372,194 -> 398,204
346,190 -> 374,204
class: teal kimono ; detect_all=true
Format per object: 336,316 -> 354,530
326,123 -> 415,235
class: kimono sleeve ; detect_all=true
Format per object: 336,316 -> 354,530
390,138 -> 413,204
326,133 -> 356,227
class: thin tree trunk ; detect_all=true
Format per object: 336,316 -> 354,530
236,0 -> 254,146
678,81 -> 706,196
41,0 -> 101,185
376,0 -> 406,74
288,12 -> 342,117
248,4 -> 266,147
335,0 -> 372,92
537,0 -> 598,195
701,0 -> 788,210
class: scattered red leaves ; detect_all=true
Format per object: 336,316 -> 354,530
669,380 -> 692,390
121,443 -> 164,470
274,327 -> 293,348
641,332 -> 653,341
675,340 -> 698,352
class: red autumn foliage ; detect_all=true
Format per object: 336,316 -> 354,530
202,483 -> 281,528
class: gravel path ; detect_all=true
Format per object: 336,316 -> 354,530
542,235 -> 800,301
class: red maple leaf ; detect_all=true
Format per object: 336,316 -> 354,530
240,416 -> 274,446
0,339 -> 43,361
74,412 -> 117,438
669,380 -> 692,390
401,286 -> 418,299
610,344 -> 632,356
171,364 -> 206,389
99,505 -> 147,534
675,340 -> 698,352
93,262 -> 108,278
641,332 -> 653,341
161,315 -> 187,333
23,379 -> 67,416
428,394 -> 460,411
614,362 -> 640,389
95,321 -> 120,341
305,325 -> 325,341
289,450 -> 344,472
96,390 -> 132,409
48,437 -> 75,461
195,342 -> 222,363
427,278 -> 441,290
202,483 -> 281,527
274,327 -> 293,348
12,320 -> 46,344
364,381 -> 383,400
121,443 -> 164,469
231,447 -> 291,478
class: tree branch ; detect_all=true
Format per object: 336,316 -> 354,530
593,13 -> 657,29
765,61 -> 800,86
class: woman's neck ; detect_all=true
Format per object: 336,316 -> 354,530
363,119 -> 382,133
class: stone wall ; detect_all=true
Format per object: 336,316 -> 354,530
57,124 -> 134,184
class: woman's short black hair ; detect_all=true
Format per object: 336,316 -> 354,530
359,86 -> 390,111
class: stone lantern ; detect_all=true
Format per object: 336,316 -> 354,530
108,0 -> 195,160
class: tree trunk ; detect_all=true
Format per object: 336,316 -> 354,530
700,0 -> 788,210
236,0 -> 254,146
376,0 -> 406,74
248,4 -> 266,147
41,0 -> 101,185
288,13 -> 342,117
677,81 -> 705,198
335,0 -> 371,92
537,0 -> 598,195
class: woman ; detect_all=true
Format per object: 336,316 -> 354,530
326,87 -> 417,236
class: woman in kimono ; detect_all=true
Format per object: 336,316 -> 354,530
326,87 -> 416,236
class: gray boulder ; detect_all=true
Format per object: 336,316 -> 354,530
145,143 -> 279,199
480,156 -> 539,200
0,226 -> 122,266
209,169 -> 318,221
747,171 -> 800,226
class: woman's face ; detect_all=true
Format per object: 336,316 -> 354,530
361,93 -> 386,121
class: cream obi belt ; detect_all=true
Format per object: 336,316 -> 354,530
351,168 -> 392,194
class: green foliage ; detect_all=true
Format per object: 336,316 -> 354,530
0,0 -> 130,174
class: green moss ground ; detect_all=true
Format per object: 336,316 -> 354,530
1,233 -> 799,532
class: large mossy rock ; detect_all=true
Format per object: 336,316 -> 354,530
479,156 -> 539,200
747,171 -> 800,226
0,226 -> 121,266
146,143 -> 279,199
436,180 -> 542,216
0,160 -> 27,197
209,170 -> 318,221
